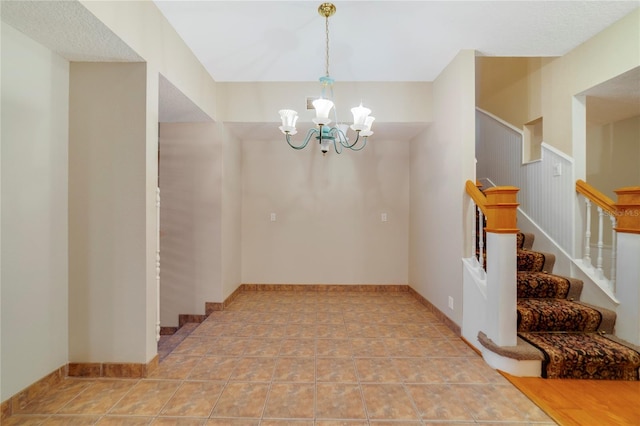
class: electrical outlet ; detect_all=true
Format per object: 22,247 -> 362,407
270,213 -> 276,222
381,213 -> 388,222
553,163 -> 562,176
448,296 -> 454,310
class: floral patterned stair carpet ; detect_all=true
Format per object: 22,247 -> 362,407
515,232 -> 640,380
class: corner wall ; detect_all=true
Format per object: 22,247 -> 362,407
220,125 -> 243,301
1,23 -> 69,400
158,122 -> 222,326
409,50 -> 477,326
69,62 -> 148,363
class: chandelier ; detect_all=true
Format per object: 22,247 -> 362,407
278,2 -> 374,156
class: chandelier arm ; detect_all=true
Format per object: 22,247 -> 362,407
335,128 -> 348,147
341,130 -> 361,148
333,139 -> 342,154
286,128 -> 318,150
347,136 -> 367,151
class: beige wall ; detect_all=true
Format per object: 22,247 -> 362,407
79,0 -> 222,360
220,125 -> 243,300
241,136 -> 410,285
69,62 -> 148,363
409,50 -> 477,326
476,9 -> 639,158
1,23 -> 70,400
80,0 -> 217,123
476,57 -> 546,130
159,123 -> 222,327
218,81 -> 432,124
587,114 -> 640,198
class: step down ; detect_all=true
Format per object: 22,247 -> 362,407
518,332 -> 640,380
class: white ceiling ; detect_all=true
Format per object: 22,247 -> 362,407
153,0 -> 639,83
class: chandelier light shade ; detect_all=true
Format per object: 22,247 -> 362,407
278,2 -> 374,155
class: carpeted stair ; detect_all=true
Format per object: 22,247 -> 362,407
515,233 -> 640,380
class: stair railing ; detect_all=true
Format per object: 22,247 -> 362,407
467,180 -> 487,276
465,180 -> 520,346
576,180 -> 619,294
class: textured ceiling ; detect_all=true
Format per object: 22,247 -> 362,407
0,0 -> 142,62
153,0 -> 639,82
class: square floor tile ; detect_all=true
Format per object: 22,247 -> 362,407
316,383 -> 367,420
263,383 -> 315,419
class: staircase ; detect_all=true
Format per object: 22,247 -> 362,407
480,231 -> 640,380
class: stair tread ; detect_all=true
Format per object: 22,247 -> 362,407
517,232 -> 535,250
517,299 -> 605,333
517,271 -> 582,299
517,249 -> 556,273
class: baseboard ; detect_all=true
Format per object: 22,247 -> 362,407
408,287 -> 461,336
160,326 -> 178,335
240,283 -> 410,292
67,355 -> 158,379
163,285 -> 246,335
178,314 -> 207,328
1,364 -> 67,422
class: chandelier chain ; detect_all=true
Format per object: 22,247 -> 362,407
277,3 -> 373,155
325,15 -> 330,77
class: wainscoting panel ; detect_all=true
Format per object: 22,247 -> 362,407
476,109 -> 575,255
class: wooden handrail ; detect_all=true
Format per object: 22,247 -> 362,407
576,180 -> 640,234
576,179 -> 617,216
466,180 -> 488,215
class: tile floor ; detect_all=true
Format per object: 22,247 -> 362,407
5,290 -> 557,425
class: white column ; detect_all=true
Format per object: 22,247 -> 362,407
614,232 -> 640,346
485,232 -> 518,346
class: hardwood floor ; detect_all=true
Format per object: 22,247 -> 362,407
504,373 -> 640,426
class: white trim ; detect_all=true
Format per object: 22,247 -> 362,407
541,142 -> 575,164
476,107 -> 523,135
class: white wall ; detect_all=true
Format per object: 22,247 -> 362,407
241,136 -> 410,285
409,50 -> 477,326
1,23 -> 69,400
69,62 -> 148,363
159,122 -> 222,327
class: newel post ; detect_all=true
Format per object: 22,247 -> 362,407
613,186 -> 640,345
483,186 -> 520,347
